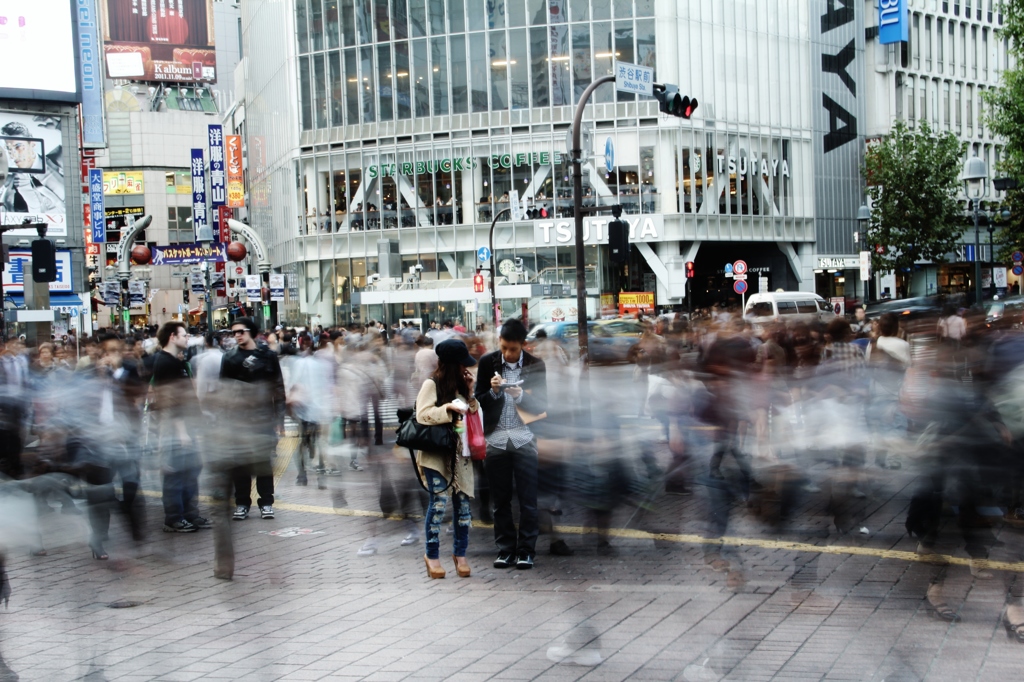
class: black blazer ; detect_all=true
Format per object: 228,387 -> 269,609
474,350 -> 547,436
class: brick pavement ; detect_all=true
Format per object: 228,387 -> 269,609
1,434 -> 1022,681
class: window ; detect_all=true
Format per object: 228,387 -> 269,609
299,57 -> 313,131
797,301 -> 818,314
530,27 -> 549,106
777,301 -> 798,315
450,35 -> 468,114
925,16 -> 932,71
913,14 -> 920,69
749,302 -> 774,317
937,19 -> 944,69
167,207 -> 193,244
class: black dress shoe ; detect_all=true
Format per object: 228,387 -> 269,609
549,539 -> 574,556
516,552 -> 534,569
493,553 -> 514,569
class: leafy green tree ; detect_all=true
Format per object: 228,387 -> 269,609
862,120 -> 965,297
983,0 -> 1024,258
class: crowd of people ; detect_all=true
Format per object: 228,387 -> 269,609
0,301 -> 1022,644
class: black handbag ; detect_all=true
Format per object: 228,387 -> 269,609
396,407 -> 458,494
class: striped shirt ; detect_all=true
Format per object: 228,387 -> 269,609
486,352 -> 534,450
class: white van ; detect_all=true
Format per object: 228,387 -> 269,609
743,292 -> 836,329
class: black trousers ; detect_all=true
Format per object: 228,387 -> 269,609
486,439 -> 539,557
232,460 -> 275,508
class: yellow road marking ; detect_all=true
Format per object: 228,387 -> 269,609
138,463 -> 1024,574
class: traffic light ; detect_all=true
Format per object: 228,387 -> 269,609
473,271 -> 485,293
608,219 -> 630,264
654,84 -> 698,119
30,239 -> 57,282
685,261 -> 695,279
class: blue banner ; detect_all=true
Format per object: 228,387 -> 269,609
191,148 -> 208,241
77,0 -> 106,146
89,168 -> 105,243
208,125 -> 225,206
878,0 -> 908,45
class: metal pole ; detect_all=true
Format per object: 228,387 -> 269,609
989,225 -> 995,296
488,207 -> 512,330
974,199 -> 983,306
572,74 -> 616,370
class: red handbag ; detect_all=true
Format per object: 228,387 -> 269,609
466,410 -> 487,461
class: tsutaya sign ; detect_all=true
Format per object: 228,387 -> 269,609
535,215 -> 663,246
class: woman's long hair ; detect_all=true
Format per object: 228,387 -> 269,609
431,359 -> 469,405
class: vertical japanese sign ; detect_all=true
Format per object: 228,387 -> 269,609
226,135 -> 245,208
218,205 -> 232,243
190,148 -> 208,241
209,125 -> 225,243
89,168 -> 106,243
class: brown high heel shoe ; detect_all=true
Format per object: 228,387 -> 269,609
453,555 -> 471,578
424,555 -> 445,579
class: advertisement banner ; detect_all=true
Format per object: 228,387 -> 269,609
618,292 -> 655,315
210,270 -> 225,292
150,242 -> 227,266
3,250 -> 73,293
101,281 -> 121,306
190,148 -> 208,241
128,280 -> 146,306
103,170 -> 144,195
218,205 -> 232,242
0,113 -> 68,236
101,0 -> 217,83
88,168 -> 106,243
878,0 -> 908,45
269,274 -> 285,302
0,0 -> 79,102
226,135 -> 244,207
245,274 -> 261,301
208,125 -> 225,206
190,271 -> 205,294
77,0 -> 107,147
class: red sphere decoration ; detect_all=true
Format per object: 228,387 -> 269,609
227,241 -> 247,262
130,245 -> 151,265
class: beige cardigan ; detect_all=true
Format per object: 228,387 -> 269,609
414,379 -> 478,497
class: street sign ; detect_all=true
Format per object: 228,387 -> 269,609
477,246 -> 492,262
604,137 -> 615,173
1014,264 -> 1024,276
1014,251 -> 1024,263
509,189 -> 521,220
733,279 -> 747,295
733,273 -> 747,281
965,244 -> 976,262
614,61 -> 654,97
724,263 -> 734,277
733,260 -> 748,275
859,251 -> 871,281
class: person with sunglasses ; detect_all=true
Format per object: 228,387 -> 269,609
218,317 -> 286,522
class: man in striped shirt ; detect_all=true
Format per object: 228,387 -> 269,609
475,319 -> 548,569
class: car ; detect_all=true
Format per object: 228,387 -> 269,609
743,292 -> 835,334
985,296 -> 1024,330
526,319 -> 644,364
863,296 -> 939,320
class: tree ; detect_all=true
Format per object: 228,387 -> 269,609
982,0 -> 1024,258
862,120 -> 965,298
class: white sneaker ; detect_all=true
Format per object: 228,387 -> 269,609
400,532 -> 419,547
357,540 -> 377,557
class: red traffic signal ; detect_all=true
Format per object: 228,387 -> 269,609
685,261 -> 695,279
654,84 -> 698,119
473,272 -> 485,293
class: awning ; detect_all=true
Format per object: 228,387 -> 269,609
4,293 -> 87,315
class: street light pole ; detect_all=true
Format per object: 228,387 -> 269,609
488,207 -> 512,330
962,155 -> 988,307
973,199 -> 983,305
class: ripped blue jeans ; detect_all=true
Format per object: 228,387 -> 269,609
424,468 -> 471,560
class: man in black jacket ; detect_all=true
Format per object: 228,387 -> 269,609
475,318 -> 547,569
220,317 -> 286,521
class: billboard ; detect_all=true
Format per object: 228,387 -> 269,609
103,170 -> 144,194
78,0 -> 107,145
0,113 -> 68,236
879,0 -> 909,45
101,0 -> 217,83
3,250 -> 74,293
226,135 -> 244,207
0,0 -> 80,103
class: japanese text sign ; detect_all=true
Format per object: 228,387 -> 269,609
614,61 -> 654,97
191,148 -> 208,241
89,169 -> 106,243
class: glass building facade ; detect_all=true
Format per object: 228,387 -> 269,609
243,1 -> 836,326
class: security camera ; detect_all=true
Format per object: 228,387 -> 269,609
414,263 -> 424,272
513,257 -> 524,269
368,273 -> 381,283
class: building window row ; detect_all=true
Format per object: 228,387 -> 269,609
299,18 -> 654,129
296,0 -> 654,53
895,72 -> 996,140
902,10 -> 1005,82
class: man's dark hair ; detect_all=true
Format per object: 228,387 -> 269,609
878,312 -> 900,338
499,318 -> 528,343
157,321 -> 186,347
826,317 -> 853,343
231,316 -> 260,337
1,122 -> 30,137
